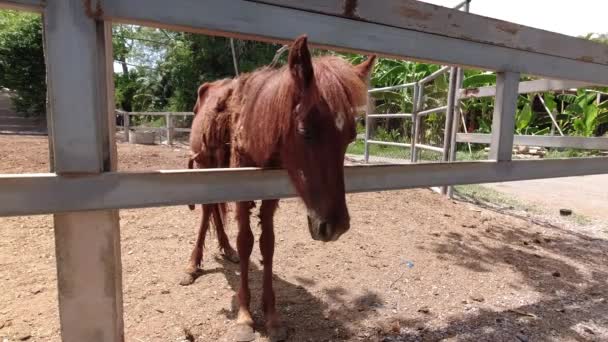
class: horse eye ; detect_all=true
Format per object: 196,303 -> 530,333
298,126 -> 313,140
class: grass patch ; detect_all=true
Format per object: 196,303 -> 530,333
347,140 -> 488,162
453,184 -> 530,211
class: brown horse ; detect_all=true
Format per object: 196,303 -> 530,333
184,35 -> 375,340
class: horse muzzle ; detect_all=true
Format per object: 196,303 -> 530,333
307,214 -> 350,242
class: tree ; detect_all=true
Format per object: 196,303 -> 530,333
0,10 -> 45,116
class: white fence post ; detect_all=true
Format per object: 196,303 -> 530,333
166,113 -> 173,145
43,1 -> 124,340
447,68 -> 465,198
411,83 -> 420,163
124,112 -> 130,142
489,71 -> 520,161
441,67 -> 457,194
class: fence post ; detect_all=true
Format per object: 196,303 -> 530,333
43,2 -> 124,341
441,67 -> 458,194
124,112 -> 130,142
489,71 -> 520,161
364,111 -> 371,163
410,83 -> 419,163
447,68 -> 464,197
364,73 -> 375,163
166,113 -> 174,145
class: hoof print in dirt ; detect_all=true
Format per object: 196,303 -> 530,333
417,306 -> 430,314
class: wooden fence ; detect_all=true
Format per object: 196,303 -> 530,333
2,0 -> 608,340
116,110 -> 193,145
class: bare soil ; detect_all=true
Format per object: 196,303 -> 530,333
2,134 -> 608,342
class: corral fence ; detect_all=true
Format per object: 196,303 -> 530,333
362,0 -> 608,197
115,110 -> 193,145
2,0 -> 608,341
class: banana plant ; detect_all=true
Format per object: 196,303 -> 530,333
559,90 -> 608,136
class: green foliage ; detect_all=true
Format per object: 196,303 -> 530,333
0,10 -> 45,116
374,127 -> 402,143
558,90 -> 608,136
3,13 -> 608,145
462,72 -> 495,88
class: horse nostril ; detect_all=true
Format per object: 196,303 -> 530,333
319,221 -> 328,239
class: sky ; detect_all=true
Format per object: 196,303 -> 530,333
420,0 -> 607,37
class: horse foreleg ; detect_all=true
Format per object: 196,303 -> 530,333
180,204 -> 211,286
259,199 -> 286,341
234,201 -> 256,341
212,204 -> 239,264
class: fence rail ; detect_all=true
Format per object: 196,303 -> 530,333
116,111 -> 193,144
459,79 -> 597,99
3,0 -> 608,340
3,157 -> 608,217
456,133 -> 608,150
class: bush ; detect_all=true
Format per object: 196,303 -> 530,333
0,11 -> 46,117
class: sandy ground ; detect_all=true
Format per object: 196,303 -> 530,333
2,134 -> 608,342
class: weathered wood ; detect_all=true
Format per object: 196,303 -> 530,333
44,0 -> 104,173
489,72 -> 520,161
100,21 -> 118,171
124,113 -> 130,142
102,0 -> 608,85
460,79 -> 595,99
457,133 -> 608,150
166,113 -> 174,145
253,0 -> 608,66
53,210 -> 123,342
447,68 -> 465,197
3,157 -> 608,216
0,0 -> 43,11
43,1 -> 124,341
410,84 -> 420,162
442,67 -> 458,163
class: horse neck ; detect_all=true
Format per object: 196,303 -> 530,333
233,68 -> 294,167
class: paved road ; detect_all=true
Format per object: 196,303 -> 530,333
486,175 -> 608,220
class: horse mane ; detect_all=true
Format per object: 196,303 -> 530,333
232,56 -> 369,163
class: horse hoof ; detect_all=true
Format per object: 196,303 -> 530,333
268,325 -> 288,342
222,249 -> 240,264
233,323 -> 256,342
179,273 -> 196,286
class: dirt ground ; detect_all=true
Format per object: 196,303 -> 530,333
2,134 -> 608,342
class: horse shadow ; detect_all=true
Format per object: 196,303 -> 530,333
213,256 -> 383,341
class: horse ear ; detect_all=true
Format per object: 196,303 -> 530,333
193,83 -> 210,114
288,35 -> 315,91
354,55 -> 377,80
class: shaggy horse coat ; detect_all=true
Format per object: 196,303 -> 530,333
183,35 -> 375,340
